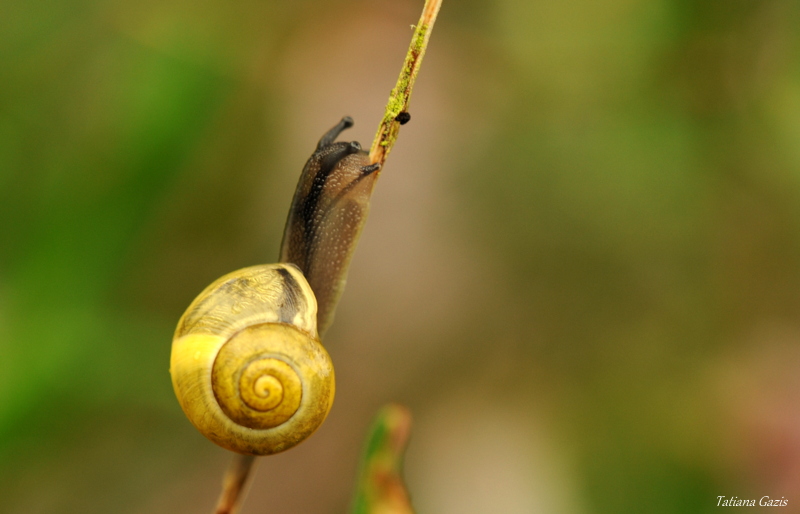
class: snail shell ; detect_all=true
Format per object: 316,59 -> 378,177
170,263 -> 335,456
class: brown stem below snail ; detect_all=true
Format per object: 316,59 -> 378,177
214,454 -> 258,514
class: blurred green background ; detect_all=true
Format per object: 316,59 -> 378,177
3,0 -> 800,512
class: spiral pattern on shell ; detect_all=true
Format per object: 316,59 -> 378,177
170,264 -> 335,456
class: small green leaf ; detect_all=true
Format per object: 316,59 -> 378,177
350,404 -> 414,514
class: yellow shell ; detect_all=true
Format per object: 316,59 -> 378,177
170,263 -> 335,455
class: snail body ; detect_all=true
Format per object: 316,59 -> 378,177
171,117 -> 379,456
281,116 -> 380,333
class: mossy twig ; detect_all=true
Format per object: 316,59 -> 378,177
369,0 -> 443,167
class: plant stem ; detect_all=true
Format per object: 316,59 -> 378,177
369,0 -> 444,167
214,454 -> 257,514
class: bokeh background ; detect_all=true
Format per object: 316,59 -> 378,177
3,0 -> 800,512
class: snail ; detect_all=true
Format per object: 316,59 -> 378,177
170,117 -> 380,455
